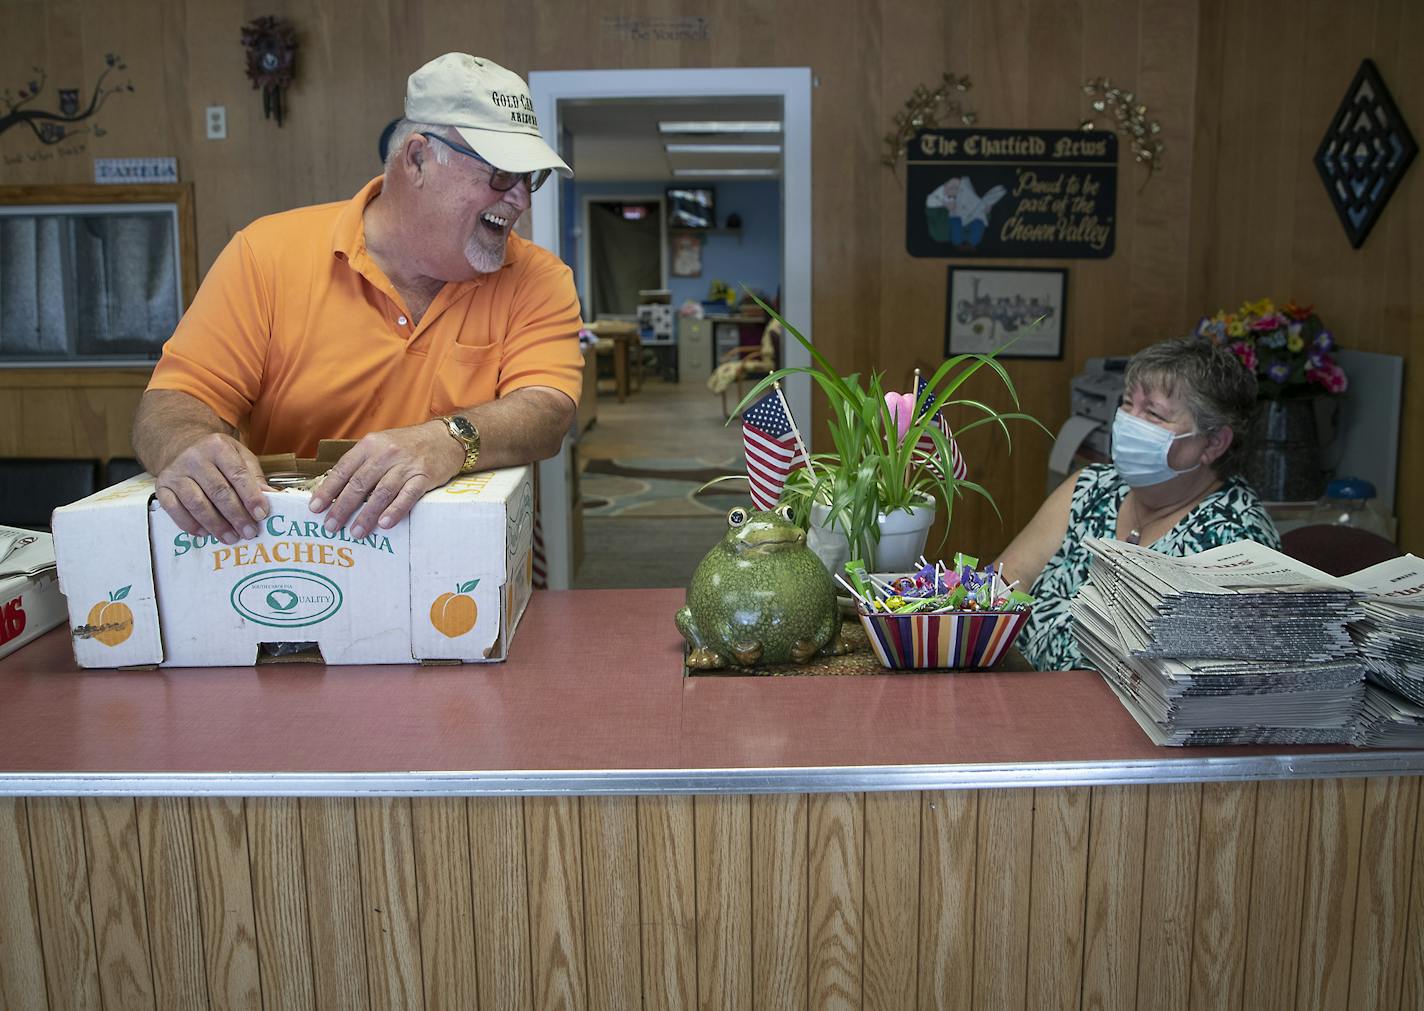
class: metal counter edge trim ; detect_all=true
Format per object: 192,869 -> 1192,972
3,752 -> 1423,796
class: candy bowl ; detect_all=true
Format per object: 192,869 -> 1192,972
857,607 -> 1030,670
839,553 -> 1033,670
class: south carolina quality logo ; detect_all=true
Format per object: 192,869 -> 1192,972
230,569 -> 343,628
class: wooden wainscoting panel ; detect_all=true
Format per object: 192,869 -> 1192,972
81,798 -> 155,1011
637,795 -> 696,1011
972,787 -> 1034,1011
808,792 -> 864,1011
246,797 -> 317,1009
1402,781 -> 1424,1011
750,793 -> 808,1010
1026,786 -> 1091,1011
26,797 -> 102,1010
469,797 -> 533,1011
581,795 -> 642,1011
1137,783 -> 1203,1011
1294,777 -> 1367,1011
863,790 -> 920,1011
356,798 -> 425,1010
1346,775 -> 1422,1011
694,794 -> 752,1011
135,797 -> 208,1009
189,797 -> 261,1011
0,798 -> 48,1010
301,797 -> 369,1010
412,797 -> 480,1011
918,790 -> 979,1010
525,796 -> 588,1011
1240,780 -> 1311,1011
1186,782 -> 1257,1011
1081,785 -> 1149,1011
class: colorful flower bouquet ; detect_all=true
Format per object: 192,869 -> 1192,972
1195,299 -> 1347,398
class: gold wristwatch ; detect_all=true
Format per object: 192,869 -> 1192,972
439,414 -> 481,473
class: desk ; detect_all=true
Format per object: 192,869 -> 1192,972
583,321 -> 642,403
2,590 -> 1420,1009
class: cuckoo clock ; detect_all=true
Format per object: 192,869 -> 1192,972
241,16 -> 298,126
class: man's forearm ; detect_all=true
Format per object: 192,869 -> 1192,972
456,386 -> 575,471
132,389 -> 240,475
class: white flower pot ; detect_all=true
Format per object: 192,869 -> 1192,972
808,498 -> 937,575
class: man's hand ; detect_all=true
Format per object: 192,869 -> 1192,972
153,433 -> 271,544
308,421 -> 462,539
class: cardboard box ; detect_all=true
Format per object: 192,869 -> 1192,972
52,450 -> 535,668
0,527 -> 68,662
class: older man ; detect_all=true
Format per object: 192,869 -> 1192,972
134,54 -> 580,545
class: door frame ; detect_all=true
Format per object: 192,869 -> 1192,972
530,66 -> 813,589
580,193 -> 668,318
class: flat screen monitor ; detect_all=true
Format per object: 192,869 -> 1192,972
666,187 -> 715,229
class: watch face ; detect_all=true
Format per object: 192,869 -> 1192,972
447,416 -> 478,441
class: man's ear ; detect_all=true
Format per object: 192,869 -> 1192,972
400,134 -> 428,185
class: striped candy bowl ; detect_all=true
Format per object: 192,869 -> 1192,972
857,607 -> 1030,670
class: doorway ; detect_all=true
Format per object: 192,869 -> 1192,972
530,68 -> 813,589
582,196 -> 666,319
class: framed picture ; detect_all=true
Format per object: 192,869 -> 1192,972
944,265 -> 1067,359
670,233 -> 703,277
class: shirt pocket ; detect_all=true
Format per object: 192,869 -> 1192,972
430,339 -> 500,415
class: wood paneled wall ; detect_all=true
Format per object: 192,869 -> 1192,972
1,779 -> 1420,1009
1,0 -> 1418,552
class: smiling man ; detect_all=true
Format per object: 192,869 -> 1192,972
134,54 -> 580,545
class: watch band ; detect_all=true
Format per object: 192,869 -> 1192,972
440,415 -> 481,473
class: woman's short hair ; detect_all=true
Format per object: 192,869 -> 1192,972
1123,337 -> 1258,475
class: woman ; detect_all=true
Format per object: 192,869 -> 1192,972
998,337 -> 1280,670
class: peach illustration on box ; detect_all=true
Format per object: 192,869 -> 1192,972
430,580 -> 479,638
86,586 -> 133,646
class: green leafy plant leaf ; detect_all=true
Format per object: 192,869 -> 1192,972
457,580 -> 480,594
112,586 -> 131,601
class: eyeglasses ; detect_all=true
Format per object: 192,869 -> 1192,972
419,132 -> 552,193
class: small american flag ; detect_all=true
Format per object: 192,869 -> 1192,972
913,373 -> 968,480
742,388 -> 806,511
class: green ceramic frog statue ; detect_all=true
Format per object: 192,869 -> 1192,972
676,505 -> 851,669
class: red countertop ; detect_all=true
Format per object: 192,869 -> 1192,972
0,589 -> 1410,788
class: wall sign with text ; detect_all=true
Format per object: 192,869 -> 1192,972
906,128 -> 1117,259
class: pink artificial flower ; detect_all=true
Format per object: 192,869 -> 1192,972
1249,313 -> 1286,333
883,391 -> 917,440
1306,362 -> 1348,394
1229,341 -> 1258,372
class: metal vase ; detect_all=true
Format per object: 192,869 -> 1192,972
1240,397 -> 1331,501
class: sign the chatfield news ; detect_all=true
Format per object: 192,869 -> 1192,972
906,129 -> 1118,259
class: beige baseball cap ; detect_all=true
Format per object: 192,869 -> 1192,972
405,53 -> 572,177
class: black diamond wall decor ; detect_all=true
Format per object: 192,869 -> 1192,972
1314,59 -> 1417,249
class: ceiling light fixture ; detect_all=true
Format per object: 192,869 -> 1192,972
665,143 -> 782,154
658,120 -> 782,135
672,168 -> 780,177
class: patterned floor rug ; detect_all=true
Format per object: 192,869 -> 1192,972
580,456 -> 749,518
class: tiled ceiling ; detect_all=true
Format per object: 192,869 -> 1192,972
558,96 -> 784,182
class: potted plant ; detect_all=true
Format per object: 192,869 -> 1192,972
1196,299 -> 1347,500
730,294 -> 1045,571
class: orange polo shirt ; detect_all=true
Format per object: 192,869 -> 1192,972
148,176 -> 583,456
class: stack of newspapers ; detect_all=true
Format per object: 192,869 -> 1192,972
1071,538 -> 1366,746
1341,555 -> 1424,747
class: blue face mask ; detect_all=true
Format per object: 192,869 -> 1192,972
1111,408 -> 1200,487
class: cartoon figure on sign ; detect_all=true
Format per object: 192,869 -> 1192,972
430,580 -> 479,638
87,586 -> 133,647
926,176 -> 1007,251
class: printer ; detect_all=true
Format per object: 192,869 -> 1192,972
1047,356 -> 1129,489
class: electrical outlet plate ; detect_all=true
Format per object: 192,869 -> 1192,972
205,106 -> 227,140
